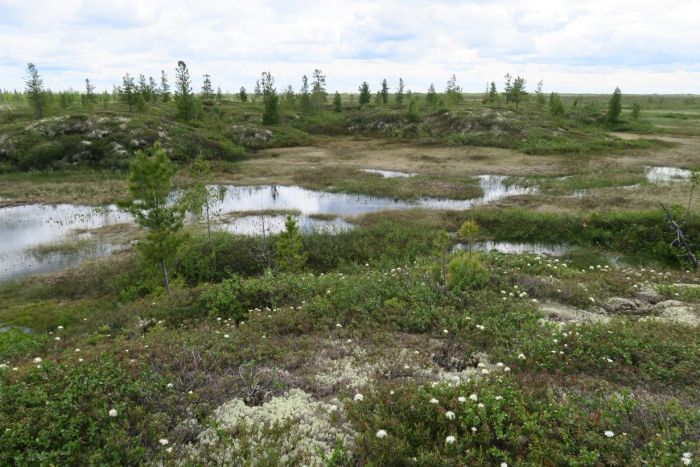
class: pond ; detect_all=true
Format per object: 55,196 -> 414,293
645,166 -> 692,183
361,168 -> 416,178
0,176 -> 535,280
454,241 -> 570,256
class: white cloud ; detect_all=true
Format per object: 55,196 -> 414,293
0,0 -> 699,93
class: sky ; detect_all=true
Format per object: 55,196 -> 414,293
1,0 -> 699,94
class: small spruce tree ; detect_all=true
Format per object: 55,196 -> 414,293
174,60 -> 196,121
275,216 -> 307,272
358,82 -> 371,108
395,78 -> 405,107
260,71 -> 279,125
607,87 -> 622,125
25,63 -> 46,118
333,91 -> 342,112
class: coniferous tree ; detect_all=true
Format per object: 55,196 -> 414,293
395,78 -> 405,107
488,82 -> 498,104
119,143 -> 185,294
445,74 -> 462,104
216,87 -> 223,104
510,76 -> 527,109
83,78 -> 96,110
120,73 -> 136,112
607,87 -> 622,125
149,76 -> 159,101
358,82 -> 371,108
25,63 -> 46,118
253,79 -> 261,102
379,79 -> 389,105
185,155 -> 226,247
549,92 -> 565,118
260,71 -> 279,125
275,216 -> 307,272
311,69 -> 327,110
160,70 -> 170,102
535,80 -> 546,108
333,91 -> 342,112
137,74 -> 151,102
631,102 -> 641,120
283,85 -> 296,110
299,75 -> 312,114
426,83 -> 438,106
174,60 -> 196,121
201,74 -> 213,104
238,86 -> 248,102
503,73 -> 512,104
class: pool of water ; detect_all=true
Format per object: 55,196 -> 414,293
0,176 -> 535,281
645,166 -> 692,183
361,168 -> 416,178
455,241 -> 570,256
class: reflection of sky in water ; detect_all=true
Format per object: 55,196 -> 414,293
645,166 -> 691,183
455,241 -> 570,256
1,176 -> 535,280
217,176 -> 534,216
361,168 -> 416,178
218,215 -> 353,236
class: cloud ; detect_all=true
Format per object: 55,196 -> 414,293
0,0 -> 699,93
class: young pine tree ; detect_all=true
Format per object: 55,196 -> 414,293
83,78 -> 96,111
358,82 -> 371,108
174,60 -> 196,121
275,216 -> 307,272
488,81 -> 498,104
238,86 -> 248,103
201,74 -> 213,104
535,80 -> 546,108
160,70 -> 170,102
299,75 -> 312,114
379,79 -> 389,105
445,74 -> 462,105
425,83 -> 438,106
260,71 -> 279,125
607,87 -> 622,125
395,78 -> 405,107
185,155 -> 226,247
311,69 -> 327,111
510,76 -> 528,109
549,92 -> 565,118
25,63 -> 46,118
332,91 -> 342,112
119,143 -> 185,294
120,73 -> 136,112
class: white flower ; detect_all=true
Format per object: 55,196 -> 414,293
109,409 -> 118,417
429,398 -> 439,404
159,438 -> 169,445
501,463 -> 508,467
457,396 -> 466,403
471,426 -> 477,433
336,323 -> 342,328
481,368 -> 490,375
604,430 -> 614,438
353,393 -> 364,402
0,364 -> 7,370
682,452 -> 692,465
478,403 -> 485,409
75,348 -> 80,352
33,357 -> 42,363
443,329 -> 449,334
495,395 -> 503,400
445,411 -> 455,420
589,297 -> 595,303
57,326 -> 64,330
518,353 -> 526,360
166,383 -> 174,388
54,337 -> 61,341
445,435 -> 456,444
223,334 -> 230,338
389,390 -> 395,395
469,394 -> 478,401
376,429 -> 388,438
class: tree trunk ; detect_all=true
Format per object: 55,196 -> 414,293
206,200 -> 211,247
161,260 -> 171,294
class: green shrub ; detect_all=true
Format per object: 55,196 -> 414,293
446,253 -> 491,292
198,276 -> 247,321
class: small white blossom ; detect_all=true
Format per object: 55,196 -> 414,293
159,439 -> 169,445
604,430 -> 614,438
457,396 -> 466,403
445,435 -> 456,444
376,429 -> 388,438
469,394 -> 478,401
109,409 -> 118,417
445,411 -> 455,420
353,393 -> 364,402
429,398 -> 439,404
518,353 -> 526,360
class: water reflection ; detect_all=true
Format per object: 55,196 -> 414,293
645,166 -> 692,183
361,168 -> 416,178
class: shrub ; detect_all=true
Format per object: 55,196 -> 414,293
446,253 -> 491,292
